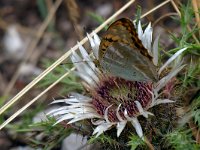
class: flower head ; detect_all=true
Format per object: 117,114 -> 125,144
48,20 -> 186,139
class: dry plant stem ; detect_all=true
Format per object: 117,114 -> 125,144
144,137 -> 154,150
3,0 -> 63,98
146,0 -> 154,21
189,121 -> 200,144
46,0 -> 55,31
0,18 -> 54,39
140,0 -> 171,19
46,0 -> 54,12
198,0 -> 200,8
153,12 -> 178,27
192,0 -> 200,36
170,0 -> 200,44
0,67 -> 75,130
65,0 -> 83,40
0,0 -> 173,130
30,37 -> 51,65
0,0 -> 136,124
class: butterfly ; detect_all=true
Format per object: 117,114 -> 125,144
98,18 -> 158,82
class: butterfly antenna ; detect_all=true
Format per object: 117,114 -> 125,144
60,60 -> 93,65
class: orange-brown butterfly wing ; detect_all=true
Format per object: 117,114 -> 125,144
99,18 -> 158,82
99,18 -> 152,60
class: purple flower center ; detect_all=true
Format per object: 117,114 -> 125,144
92,76 -> 153,122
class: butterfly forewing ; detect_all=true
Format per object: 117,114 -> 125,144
99,18 -> 158,82
100,42 -> 157,81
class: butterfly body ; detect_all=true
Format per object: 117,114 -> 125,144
98,18 -> 158,82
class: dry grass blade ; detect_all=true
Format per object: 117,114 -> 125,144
170,0 -> 200,44
189,121 -> 200,144
144,137 -> 155,150
0,66 -> 75,130
153,12 -> 178,26
3,0 -> 63,98
65,0 -> 83,40
140,0 -> 171,19
192,0 -> 200,36
0,0 -> 136,129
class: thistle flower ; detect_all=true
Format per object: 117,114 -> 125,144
47,20 -> 187,139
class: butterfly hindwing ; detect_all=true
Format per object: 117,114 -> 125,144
100,42 -> 157,81
99,18 -> 158,82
